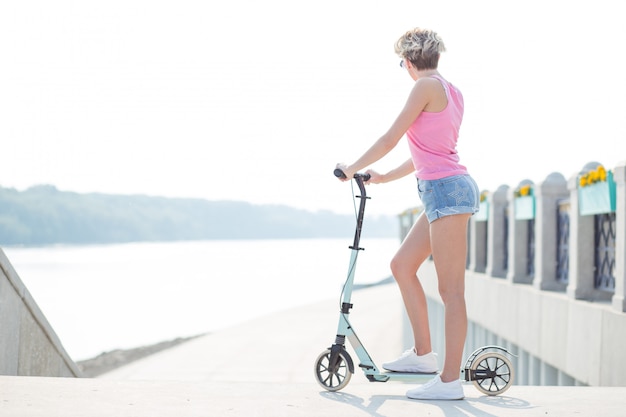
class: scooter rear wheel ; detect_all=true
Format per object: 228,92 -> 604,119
470,352 -> 514,396
314,349 -> 352,391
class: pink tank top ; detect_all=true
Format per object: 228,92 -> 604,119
406,75 -> 468,180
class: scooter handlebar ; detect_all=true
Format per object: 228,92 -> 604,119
334,169 -> 371,181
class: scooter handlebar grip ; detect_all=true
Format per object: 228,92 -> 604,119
334,169 -> 347,179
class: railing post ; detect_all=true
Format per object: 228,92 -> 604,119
486,185 -> 509,278
468,193 -> 488,273
566,171 -> 612,301
398,208 -> 420,242
612,161 -> 626,312
507,180 -> 534,284
533,172 -> 569,291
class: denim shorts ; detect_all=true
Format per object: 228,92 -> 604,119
417,175 -> 480,223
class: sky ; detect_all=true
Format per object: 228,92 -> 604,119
1,0 -> 625,216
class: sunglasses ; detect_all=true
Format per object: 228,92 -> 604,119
399,60 -> 406,69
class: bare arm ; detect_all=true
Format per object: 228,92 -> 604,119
366,158 -> 415,184
337,78 -> 439,180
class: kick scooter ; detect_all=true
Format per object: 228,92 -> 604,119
314,170 -> 515,396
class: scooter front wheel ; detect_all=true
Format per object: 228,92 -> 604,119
314,349 -> 352,391
469,352 -> 514,396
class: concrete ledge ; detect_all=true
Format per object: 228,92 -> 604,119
0,249 -> 80,377
417,260 -> 626,386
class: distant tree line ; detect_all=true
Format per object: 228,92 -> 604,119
0,185 -> 398,246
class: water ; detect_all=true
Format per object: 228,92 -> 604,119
4,238 -> 399,361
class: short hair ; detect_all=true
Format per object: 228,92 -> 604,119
394,28 -> 446,70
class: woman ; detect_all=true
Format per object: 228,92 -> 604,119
335,27 -> 479,400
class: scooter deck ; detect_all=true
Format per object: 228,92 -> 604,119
375,371 -> 438,383
381,371 -> 438,377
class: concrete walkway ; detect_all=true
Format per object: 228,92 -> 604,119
2,284 -> 625,416
99,282 -> 407,382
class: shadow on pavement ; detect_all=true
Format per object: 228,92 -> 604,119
319,389 -> 534,417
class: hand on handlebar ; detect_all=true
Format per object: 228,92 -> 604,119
334,164 -> 372,182
363,169 -> 383,184
334,163 -> 355,182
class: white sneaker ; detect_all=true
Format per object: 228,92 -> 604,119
381,348 -> 438,373
406,375 -> 464,400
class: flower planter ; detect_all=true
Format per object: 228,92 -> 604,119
578,171 -> 616,216
514,195 -> 535,220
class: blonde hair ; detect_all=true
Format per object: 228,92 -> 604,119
394,28 -> 446,70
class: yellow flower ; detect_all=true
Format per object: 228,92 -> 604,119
519,185 -> 531,197
591,170 -> 600,183
579,165 -> 611,187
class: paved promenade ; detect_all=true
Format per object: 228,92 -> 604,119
2,284 -> 625,416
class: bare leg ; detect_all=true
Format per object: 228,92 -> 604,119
390,213 -> 432,356
429,213 -> 471,382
